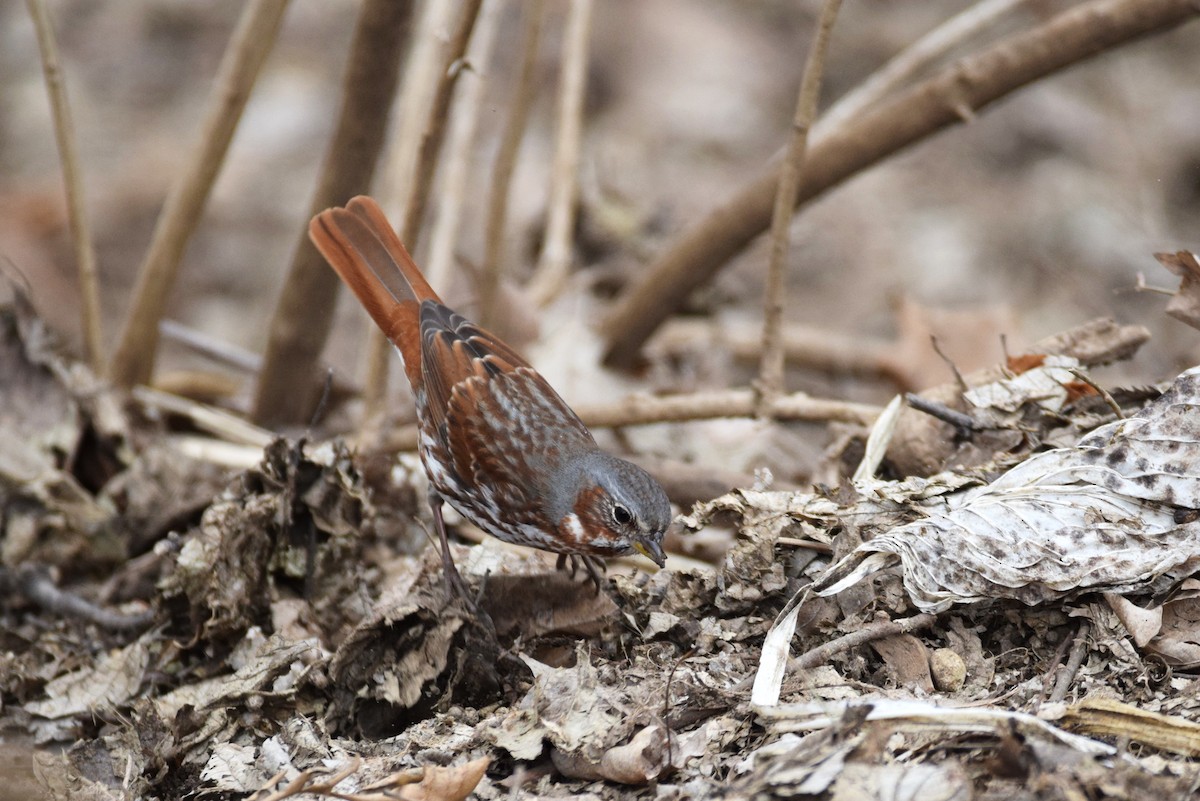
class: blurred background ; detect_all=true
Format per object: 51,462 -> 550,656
2,0 -> 1198,481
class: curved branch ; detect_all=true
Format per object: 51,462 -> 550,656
600,0 -> 1200,368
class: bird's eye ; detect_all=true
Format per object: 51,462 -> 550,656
612,504 -> 633,525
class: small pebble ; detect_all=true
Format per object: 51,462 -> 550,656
930,648 -> 967,692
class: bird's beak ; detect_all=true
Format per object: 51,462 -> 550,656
633,538 -> 667,568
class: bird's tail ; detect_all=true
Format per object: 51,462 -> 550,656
308,195 -> 439,384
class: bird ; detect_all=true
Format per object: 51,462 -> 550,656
309,196 -> 670,593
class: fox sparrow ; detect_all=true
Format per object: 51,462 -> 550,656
309,196 -> 670,592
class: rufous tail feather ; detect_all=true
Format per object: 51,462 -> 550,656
308,196 -> 440,385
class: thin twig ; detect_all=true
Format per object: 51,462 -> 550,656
930,335 -> 969,393
480,0 -> 545,331
1049,621 -> 1091,703
402,0 -> 484,248
381,388 -> 881,450
109,0 -> 290,388
777,537 -> 834,554
817,0 -> 1030,135
135,385 -> 274,448
27,0 -> 103,372
426,0 -> 505,285
0,564 -> 153,633
251,758 -> 361,801
600,0 -> 1200,368
792,613 -> 938,671
253,0 -> 413,426
758,0 -> 842,415
905,392 -> 978,435
658,318 -> 896,379
362,0 -> 484,418
160,319 -> 262,374
528,0 -> 594,305
1068,368 -> 1124,418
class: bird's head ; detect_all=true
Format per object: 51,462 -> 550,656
554,451 -> 671,566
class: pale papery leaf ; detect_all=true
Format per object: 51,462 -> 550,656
815,366 -> 1200,612
1156,251 -> 1200,331
962,354 -> 1079,416
1104,592 -> 1163,647
1147,595 -> 1200,667
26,640 -> 149,719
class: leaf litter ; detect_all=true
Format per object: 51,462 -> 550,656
5,294 -> 1200,799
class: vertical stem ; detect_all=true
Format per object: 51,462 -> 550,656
757,0 -> 843,416
27,0 -> 104,372
401,0 -> 486,250
360,1 -> 457,417
108,0 -> 291,389
426,0 -> 505,288
528,0 -> 593,306
251,0 -> 413,427
480,0 -> 545,331
361,0 -> 484,419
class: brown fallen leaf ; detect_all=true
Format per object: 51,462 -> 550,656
1105,592 -> 1162,648
1155,250 -> 1200,330
883,295 -> 1019,391
1144,580 -> 1200,667
870,633 -> 933,693
390,757 -> 490,801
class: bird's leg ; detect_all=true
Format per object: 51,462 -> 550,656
581,556 -> 606,594
552,553 -> 605,592
554,553 -> 588,580
429,491 -> 470,600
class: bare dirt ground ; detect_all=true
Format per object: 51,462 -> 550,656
2,1 -> 1200,799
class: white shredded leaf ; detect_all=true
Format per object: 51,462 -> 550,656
816,366 -> 1200,612
963,355 -> 1079,416
751,591 -> 806,707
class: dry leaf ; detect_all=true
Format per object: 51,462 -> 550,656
495,645 -> 624,761
885,318 -> 1148,476
551,724 -> 668,785
870,633 -> 933,693
154,635 -> 314,721
1146,585 -> 1200,666
27,639 -> 149,719
751,593 -> 806,707
395,757 -> 489,801
159,438 -> 371,647
816,366 -> 1200,611
1156,251 -> 1200,330
1104,593 -> 1162,648
328,579 -> 502,736
199,743 -> 260,793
